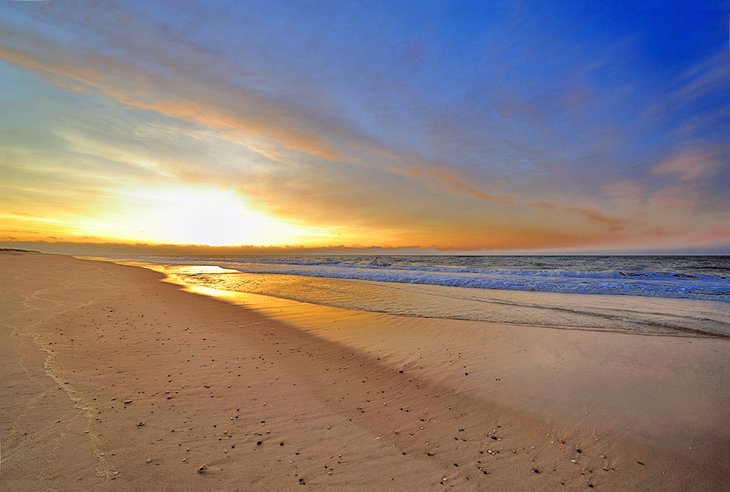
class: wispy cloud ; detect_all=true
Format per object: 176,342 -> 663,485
0,42 -> 343,161
651,147 -> 725,182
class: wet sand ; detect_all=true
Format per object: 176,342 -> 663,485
1,252 -> 729,490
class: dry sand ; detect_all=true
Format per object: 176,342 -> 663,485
1,252 -> 728,491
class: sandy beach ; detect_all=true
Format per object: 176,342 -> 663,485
1,252 -> 729,491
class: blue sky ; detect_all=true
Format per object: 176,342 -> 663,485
1,1 -> 728,252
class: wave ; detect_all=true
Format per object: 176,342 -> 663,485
137,255 -> 730,303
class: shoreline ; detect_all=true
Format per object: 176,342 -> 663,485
99,257 -> 730,339
1,252 -> 729,490
94,253 -> 730,305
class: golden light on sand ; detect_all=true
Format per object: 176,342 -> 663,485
73,185 -> 341,246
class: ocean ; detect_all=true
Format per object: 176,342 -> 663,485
133,255 -> 730,301
108,255 -> 730,338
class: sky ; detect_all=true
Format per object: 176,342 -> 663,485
1,1 -> 729,254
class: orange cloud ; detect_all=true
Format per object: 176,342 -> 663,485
393,161 -> 514,205
527,201 -> 628,232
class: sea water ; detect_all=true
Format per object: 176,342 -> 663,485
109,255 -> 730,338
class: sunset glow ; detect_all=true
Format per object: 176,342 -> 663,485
79,185 -> 344,246
1,2 -> 728,254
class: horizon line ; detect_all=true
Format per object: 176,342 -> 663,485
2,241 -> 728,257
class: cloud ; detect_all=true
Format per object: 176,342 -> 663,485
391,160 -> 515,205
0,37 -> 343,161
674,52 -> 730,104
0,25 -> 522,209
649,184 -> 696,209
651,147 -> 724,182
644,51 -> 730,132
528,201 -> 629,232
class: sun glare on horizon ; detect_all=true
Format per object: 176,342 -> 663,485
75,185 -> 342,247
